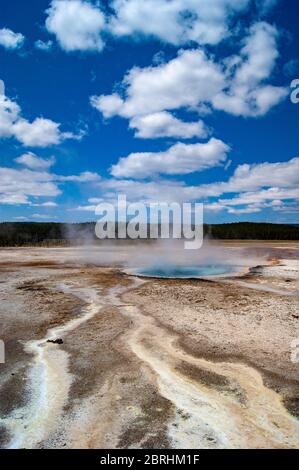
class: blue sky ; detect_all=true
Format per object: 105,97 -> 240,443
0,0 -> 298,224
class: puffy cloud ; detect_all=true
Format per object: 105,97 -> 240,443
218,187 -> 299,206
0,92 -> 20,138
97,49 -> 225,118
191,159 -> 299,214
98,177 -> 194,204
91,48 -> 224,138
90,93 -> 124,118
92,24 -> 286,132
217,157 -> 299,194
0,80 -> 82,147
0,167 -> 61,205
15,153 -> 56,170
90,156 -> 299,218
213,82 -> 286,117
0,163 -> 101,206
0,28 -> 24,50
111,138 -> 229,178
180,158 -> 299,201
205,186 -> 299,215
44,0 -> 280,56
13,118 -> 65,147
0,194 -> 30,205
46,0 -> 105,52
212,22 -> 287,116
109,0 -> 251,46
129,112 -> 209,139
233,22 -> 279,86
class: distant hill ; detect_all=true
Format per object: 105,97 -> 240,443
0,222 -> 298,246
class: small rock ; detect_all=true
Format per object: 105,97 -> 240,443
47,338 -> 63,345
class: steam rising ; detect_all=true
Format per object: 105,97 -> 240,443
61,225 -> 266,276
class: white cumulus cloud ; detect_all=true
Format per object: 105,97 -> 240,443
91,24 -> 286,136
0,167 -> 61,205
0,165 -> 101,206
212,22 -> 287,116
92,156 -> 299,217
15,153 -> 56,170
0,80 -> 83,147
109,0 -> 251,46
46,0 -> 106,52
129,112 -> 209,139
111,138 -> 229,178
0,28 -> 25,50
105,49 -> 224,118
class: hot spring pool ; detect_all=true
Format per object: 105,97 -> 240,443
131,264 -> 234,279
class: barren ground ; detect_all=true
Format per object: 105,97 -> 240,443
0,241 -> 298,449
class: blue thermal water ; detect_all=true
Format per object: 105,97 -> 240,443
133,264 -> 233,278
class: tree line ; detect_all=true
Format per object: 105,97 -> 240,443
0,222 -> 298,246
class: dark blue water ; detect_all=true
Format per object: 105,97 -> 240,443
133,264 -> 233,279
